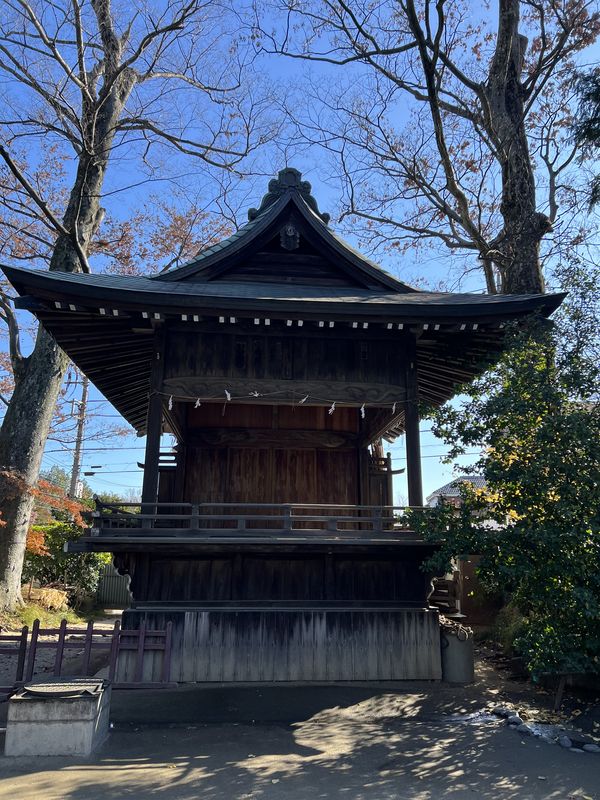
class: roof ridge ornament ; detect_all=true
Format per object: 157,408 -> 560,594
248,167 -> 331,224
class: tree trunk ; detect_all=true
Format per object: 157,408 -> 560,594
0,184 -> 101,609
493,52 -> 551,294
0,65 -> 136,609
0,203 -> 99,610
485,0 -> 550,295
0,328 -> 67,608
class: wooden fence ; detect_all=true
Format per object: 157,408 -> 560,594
0,619 -> 173,693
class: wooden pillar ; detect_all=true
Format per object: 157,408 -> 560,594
404,338 -> 423,507
357,445 -> 370,505
141,328 -> 165,506
386,451 -> 394,508
173,443 -> 187,503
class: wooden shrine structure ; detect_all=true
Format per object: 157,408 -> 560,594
2,168 -> 563,682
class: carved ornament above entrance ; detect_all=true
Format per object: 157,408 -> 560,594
248,167 -> 331,224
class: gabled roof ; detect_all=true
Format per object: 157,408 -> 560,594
154,168 -> 415,293
1,260 -> 563,435
426,476 -> 487,504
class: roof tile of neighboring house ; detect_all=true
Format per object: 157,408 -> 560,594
426,476 -> 487,504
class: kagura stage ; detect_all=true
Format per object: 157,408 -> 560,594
3,169 -> 562,682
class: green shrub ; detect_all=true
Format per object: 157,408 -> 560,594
492,605 -> 526,655
412,269 -> 600,678
23,523 -> 110,607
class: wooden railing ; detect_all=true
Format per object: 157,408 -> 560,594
0,619 -> 174,693
90,501 -> 423,539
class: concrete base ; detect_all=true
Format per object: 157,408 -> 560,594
5,684 -> 111,757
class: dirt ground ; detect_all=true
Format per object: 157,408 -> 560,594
0,651 -> 599,800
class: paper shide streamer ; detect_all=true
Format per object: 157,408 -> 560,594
157,390 -> 402,417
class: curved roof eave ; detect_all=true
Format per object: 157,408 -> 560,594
1,264 -> 566,321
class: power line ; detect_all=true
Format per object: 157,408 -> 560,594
69,451 -> 483,474
45,446 -> 148,453
83,469 -> 143,475
390,452 -> 480,462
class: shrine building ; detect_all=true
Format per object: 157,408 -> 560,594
2,168 -> 563,682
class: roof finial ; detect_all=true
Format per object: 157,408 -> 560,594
248,168 -> 330,224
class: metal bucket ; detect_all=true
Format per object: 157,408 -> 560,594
441,625 -> 474,683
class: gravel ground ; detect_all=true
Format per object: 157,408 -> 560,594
0,694 -> 599,800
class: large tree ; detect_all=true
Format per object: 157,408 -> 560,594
411,260 -> 600,677
574,67 -> 600,204
256,0 -> 599,293
0,0 -> 273,610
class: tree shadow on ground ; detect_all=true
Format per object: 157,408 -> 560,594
0,683 -> 599,800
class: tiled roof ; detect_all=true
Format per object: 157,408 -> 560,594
1,265 -> 565,317
426,475 -> 487,503
153,170 -> 415,292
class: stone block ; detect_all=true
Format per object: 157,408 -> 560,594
5,684 -> 111,757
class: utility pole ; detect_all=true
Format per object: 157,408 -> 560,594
69,375 -> 89,498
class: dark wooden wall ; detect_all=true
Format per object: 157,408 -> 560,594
200,225 -> 362,286
183,446 -> 358,505
120,606 -> 442,682
119,542 -> 437,607
163,329 -> 407,405
141,550 -> 435,605
154,401 -> 399,507
186,402 -> 359,432
171,402 -> 362,506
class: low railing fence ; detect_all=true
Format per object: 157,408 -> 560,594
0,619 -> 173,694
91,501 -> 422,537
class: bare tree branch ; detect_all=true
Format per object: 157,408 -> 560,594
0,292 -> 24,376
257,0 -> 597,293
0,0 -> 276,608
0,143 -> 90,271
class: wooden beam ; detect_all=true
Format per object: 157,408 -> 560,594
386,452 -> 394,507
163,402 -> 185,443
173,444 -> 187,503
163,377 -> 406,406
141,328 -> 165,506
186,428 -> 358,449
358,446 -> 369,504
404,335 -> 423,507
360,406 -> 405,446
